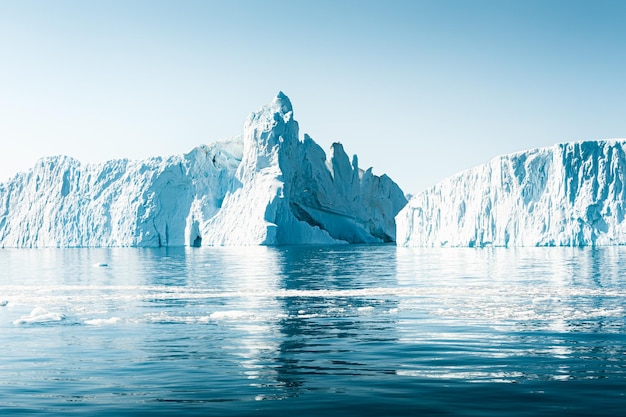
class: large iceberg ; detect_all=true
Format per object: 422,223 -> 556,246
0,92 -> 407,247
397,140 -> 626,247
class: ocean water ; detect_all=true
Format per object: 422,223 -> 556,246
0,245 -> 625,416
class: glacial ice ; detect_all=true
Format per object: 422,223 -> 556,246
0,92 -> 407,247
396,139 -> 626,247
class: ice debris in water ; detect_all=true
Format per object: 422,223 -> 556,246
13,307 -> 65,325
209,310 -> 255,321
84,317 -> 121,325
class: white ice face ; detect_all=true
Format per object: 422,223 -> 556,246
0,93 -> 407,248
396,139 -> 626,247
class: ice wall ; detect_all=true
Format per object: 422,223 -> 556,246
396,140 -> 626,247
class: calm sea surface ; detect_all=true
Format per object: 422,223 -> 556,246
0,245 -> 625,416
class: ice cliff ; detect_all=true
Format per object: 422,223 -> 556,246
0,92 -> 407,247
397,140 -> 626,247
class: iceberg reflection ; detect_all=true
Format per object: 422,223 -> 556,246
394,246 -> 626,383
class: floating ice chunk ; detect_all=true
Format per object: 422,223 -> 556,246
84,317 -> 121,325
13,307 -> 65,325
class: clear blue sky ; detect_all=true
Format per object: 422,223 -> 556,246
1,0 -> 625,194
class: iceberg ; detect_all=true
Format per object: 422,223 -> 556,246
0,92 -> 407,247
397,140 -> 626,247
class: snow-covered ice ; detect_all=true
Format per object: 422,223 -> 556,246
0,92 -> 406,247
397,139 -> 626,247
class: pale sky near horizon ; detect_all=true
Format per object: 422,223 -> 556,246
1,0 -> 625,194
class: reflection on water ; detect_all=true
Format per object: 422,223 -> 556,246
272,246 -> 400,399
394,246 -> 626,388
0,246 -> 625,416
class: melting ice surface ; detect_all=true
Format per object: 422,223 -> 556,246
1,245 -> 625,416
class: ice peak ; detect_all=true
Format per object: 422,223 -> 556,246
273,91 -> 293,114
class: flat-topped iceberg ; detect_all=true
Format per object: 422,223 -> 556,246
0,93 -> 407,247
397,140 -> 626,247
